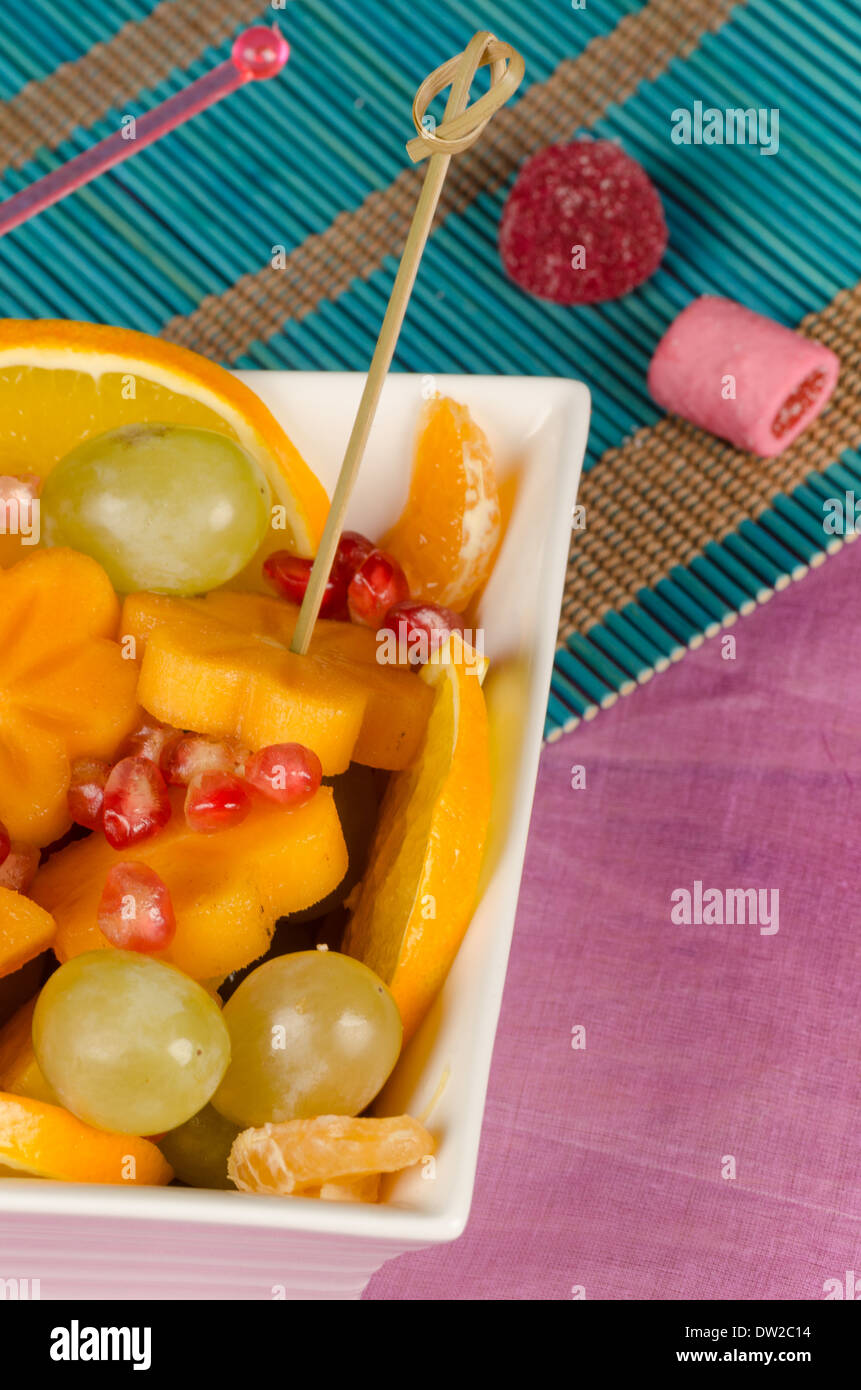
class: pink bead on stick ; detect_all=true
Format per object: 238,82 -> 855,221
0,26 -> 289,239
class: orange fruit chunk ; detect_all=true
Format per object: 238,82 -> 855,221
0,996 -> 56,1103
0,548 -> 140,846
0,888 -> 56,980
343,634 -> 491,1040
33,786 -> 347,981
227,1114 -> 433,1196
0,1090 -> 172,1184
0,319 -> 328,579
136,614 -> 366,776
122,591 -> 433,772
383,396 -> 501,611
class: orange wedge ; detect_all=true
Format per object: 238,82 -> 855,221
0,1090 -> 172,1183
383,395 -> 501,612
0,889 -> 56,980
343,634 -> 491,1040
0,319 -> 329,576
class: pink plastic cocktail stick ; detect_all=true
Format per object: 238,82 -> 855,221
0,26 -> 289,238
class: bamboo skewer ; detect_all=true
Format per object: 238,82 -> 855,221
290,31 -> 524,655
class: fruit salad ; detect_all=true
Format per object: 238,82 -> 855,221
0,322 -> 497,1200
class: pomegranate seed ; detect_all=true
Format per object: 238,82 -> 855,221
98,862 -> 176,953
333,530 -> 374,580
379,600 -> 466,667
347,549 -> 410,628
264,534 -> 376,620
185,771 -> 252,833
67,757 -> 112,830
119,719 -> 182,765
0,842 -> 39,892
102,756 -> 171,849
263,551 -> 311,604
162,734 -> 243,787
262,552 -> 347,619
244,743 -> 322,807
0,820 -> 10,868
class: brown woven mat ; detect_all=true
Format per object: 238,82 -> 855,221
560,283 -> 861,640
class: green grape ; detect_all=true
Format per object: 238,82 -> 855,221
41,423 -> 270,594
158,1104 -> 239,1189
211,951 -> 402,1128
32,951 -> 231,1135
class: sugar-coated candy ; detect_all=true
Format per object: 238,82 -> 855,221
498,140 -> 667,305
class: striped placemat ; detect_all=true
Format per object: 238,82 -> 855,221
0,0 -> 858,739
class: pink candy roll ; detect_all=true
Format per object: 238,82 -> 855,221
647,295 -> 840,457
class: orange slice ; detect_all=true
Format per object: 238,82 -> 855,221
0,319 -> 329,577
0,997 -> 57,1104
0,1090 -> 172,1183
343,634 -> 491,1040
228,1114 -> 433,1196
383,395 -> 501,611
0,888 -> 56,980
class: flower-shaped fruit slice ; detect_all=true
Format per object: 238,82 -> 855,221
121,590 -> 433,772
0,548 -> 140,846
34,787 -> 347,981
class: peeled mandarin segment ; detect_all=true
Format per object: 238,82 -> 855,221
383,396 -> 501,612
0,549 -> 140,844
316,1174 -> 381,1203
0,319 -> 329,569
0,1091 -> 173,1184
0,888 -> 56,980
137,619 -> 366,776
123,591 -> 433,772
0,997 -> 57,1103
227,1114 -> 433,1196
33,786 -> 347,981
343,634 -> 492,1041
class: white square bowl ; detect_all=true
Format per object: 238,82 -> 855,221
0,371 -> 589,1300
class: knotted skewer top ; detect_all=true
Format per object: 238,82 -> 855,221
406,33 -> 525,163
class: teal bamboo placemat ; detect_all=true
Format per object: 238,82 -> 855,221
0,0 -> 857,739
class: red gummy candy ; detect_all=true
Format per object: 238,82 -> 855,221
498,140 -> 667,305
